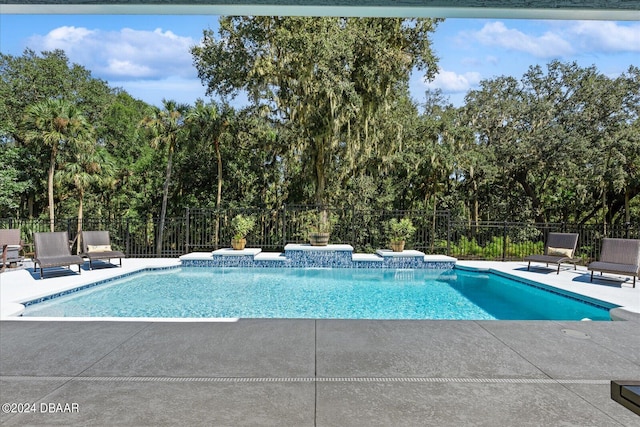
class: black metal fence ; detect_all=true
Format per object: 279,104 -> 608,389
1,206 -> 637,263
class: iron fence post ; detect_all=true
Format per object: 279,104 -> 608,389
502,220 -> 507,261
282,204 -> 287,249
351,206 -> 356,249
125,219 -> 130,257
446,211 -> 451,256
185,208 -> 190,254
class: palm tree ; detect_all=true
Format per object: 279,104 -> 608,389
24,99 -> 92,231
141,99 -> 189,255
60,144 -> 115,253
186,100 -> 234,211
185,100 -> 234,248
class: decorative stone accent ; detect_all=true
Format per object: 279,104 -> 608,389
284,244 -> 353,268
179,246 -> 456,269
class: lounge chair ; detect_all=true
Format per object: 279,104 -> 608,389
588,238 -> 640,288
33,231 -> 84,279
524,232 -> 579,274
0,229 -> 23,271
81,230 -> 125,270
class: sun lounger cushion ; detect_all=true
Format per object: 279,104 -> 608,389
81,231 -> 125,269
87,244 -> 112,253
547,247 -> 572,257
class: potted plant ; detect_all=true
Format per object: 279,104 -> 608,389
300,210 -> 336,246
308,224 -> 331,246
387,217 -> 416,252
230,214 -> 255,250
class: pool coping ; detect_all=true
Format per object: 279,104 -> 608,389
1,257 -> 637,321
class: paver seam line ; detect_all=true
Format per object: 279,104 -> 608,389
0,321 -> 155,424
0,375 -> 612,384
473,320 -> 628,426
72,321 -> 157,379
552,375 -> 630,427
473,320 -> 563,381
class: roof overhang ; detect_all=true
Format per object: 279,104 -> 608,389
1,0 -> 639,20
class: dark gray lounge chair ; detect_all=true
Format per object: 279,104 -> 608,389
588,238 -> 640,288
524,232 -> 579,274
33,231 -> 84,279
81,231 -> 125,270
1,228 -> 23,271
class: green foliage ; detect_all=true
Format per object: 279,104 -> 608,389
192,17 -> 442,206
449,236 -> 545,259
0,146 -> 30,216
296,210 -> 339,237
1,44 -> 638,231
463,61 -> 640,225
230,214 -> 255,239
387,218 -> 416,242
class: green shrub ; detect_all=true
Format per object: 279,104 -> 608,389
230,214 -> 255,239
387,218 -> 416,242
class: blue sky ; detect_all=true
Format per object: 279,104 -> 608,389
1,15 -> 638,108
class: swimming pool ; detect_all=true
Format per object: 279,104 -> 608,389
21,267 -> 614,320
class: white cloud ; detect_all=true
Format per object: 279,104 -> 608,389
568,21 -> 640,53
423,69 -> 481,93
473,22 -> 574,58
27,26 -> 197,81
45,26 -> 95,45
107,59 -> 153,77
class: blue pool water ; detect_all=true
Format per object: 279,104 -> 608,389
21,268 -> 613,320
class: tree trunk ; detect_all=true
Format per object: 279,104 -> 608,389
214,139 -> 222,248
601,187 -> 607,236
48,148 -> 56,232
431,194 -> 437,252
157,147 -> 173,256
625,188 -> 630,224
515,171 -> 544,223
216,139 -> 223,209
76,192 -> 83,254
28,195 -> 34,219
472,179 -> 479,227
314,137 -> 326,206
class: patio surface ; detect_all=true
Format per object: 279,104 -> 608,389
1,258 -> 639,425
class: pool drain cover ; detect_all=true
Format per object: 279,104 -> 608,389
561,329 -> 591,339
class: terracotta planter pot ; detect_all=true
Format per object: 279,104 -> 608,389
309,232 -> 330,246
390,240 -> 405,252
231,238 -> 246,250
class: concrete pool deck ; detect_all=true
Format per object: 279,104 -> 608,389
1,259 -> 639,425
